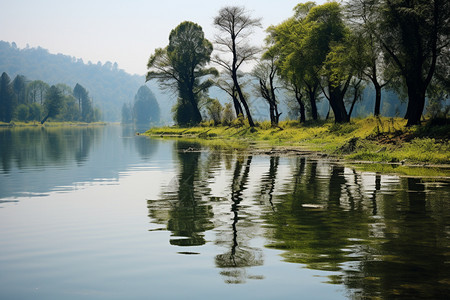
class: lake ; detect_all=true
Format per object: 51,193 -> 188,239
0,124 -> 449,299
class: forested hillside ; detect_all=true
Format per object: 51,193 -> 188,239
0,41 -> 172,122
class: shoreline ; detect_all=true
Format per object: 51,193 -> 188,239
144,117 -> 450,177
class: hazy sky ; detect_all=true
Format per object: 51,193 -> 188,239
1,0 -> 326,75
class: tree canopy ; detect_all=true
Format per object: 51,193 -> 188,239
146,21 -> 217,126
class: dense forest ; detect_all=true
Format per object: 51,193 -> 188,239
0,41 -> 170,122
0,72 -> 100,123
146,1 -> 449,127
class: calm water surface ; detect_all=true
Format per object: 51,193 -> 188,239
0,125 -> 449,299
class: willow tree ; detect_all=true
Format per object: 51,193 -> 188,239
146,21 -> 217,126
213,6 -> 261,127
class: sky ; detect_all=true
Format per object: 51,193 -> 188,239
0,0 -> 326,76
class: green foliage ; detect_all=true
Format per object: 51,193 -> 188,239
147,21 -> 216,126
42,85 -> 63,123
16,104 -> 29,121
28,103 -> 42,121
222,102 -> 235,126
146,117 -> 449,165
205,98 -> 222,125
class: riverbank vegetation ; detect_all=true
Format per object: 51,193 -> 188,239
0,72 -> 101,124
146,1 -> 449,129
146,116 -> 450,166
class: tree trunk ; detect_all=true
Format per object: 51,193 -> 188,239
405,82 -> 426,126
41,113 -> 50,124
233,75 -> 255,127
269,104 -> 275,126
188,92 -> 202,125
329,88 -> 349,123
232,95 -> 243,117
374,82 -> 382,116
299,100 -> 306,123
295,92 -> 306,123
307,86 -> 318,120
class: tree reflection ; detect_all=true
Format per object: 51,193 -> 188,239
215,155 -> 264,284
148,141 -> 214,247
259,156 -> 279,210
0,126 -> 101,173
263,158 -> 450,298
146,145 -> 449,295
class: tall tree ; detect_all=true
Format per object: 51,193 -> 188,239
365,0 -> 450,125
252,53 -> 281,126
213,6 -> 262,127
345,1 -> 392,116
0,72 -> 16,122
41,85 -> 63,124
306,2 -> 352,123
73,83 -> 87,113
26,80 -> 49,105
12,75 -> 27,105
146,21 -> 216,126
73,83 -> 94,122
266,3 -> 321,121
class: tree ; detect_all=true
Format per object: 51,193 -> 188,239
16,104 -> 29,121
213,6 -> 262,127
222,102 -> 235,125
0,72 -> 16,122
146,21 -> 217,126
364,0 -> 450,125
205,98 -> 222,125
215,73 -> 244,118
345,1 -> 392,117
12,75 -> 27,105
133,85 -> 160,124
306,2 -> 352,123
41,85 -> 63,124
252,53 -> 281,126
73,83 -> 94,122
26,80 -> 48,104
266,3 -> 321,122
73,83 -> 87,113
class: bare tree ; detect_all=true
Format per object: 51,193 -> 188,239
213,6 -> 261,127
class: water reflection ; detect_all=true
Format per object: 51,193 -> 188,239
264,159 -> 450,299
148,145 -> 450,297
0,127 -> 101,173
148,142 -> 214,247
0,125 -> 159,200
215,155 -> 264,284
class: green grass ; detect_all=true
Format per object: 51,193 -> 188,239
145,117 -> 450,168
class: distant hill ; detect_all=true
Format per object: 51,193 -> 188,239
0,41 -> 174,122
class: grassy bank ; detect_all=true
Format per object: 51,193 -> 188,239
145,117 -> 450,168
